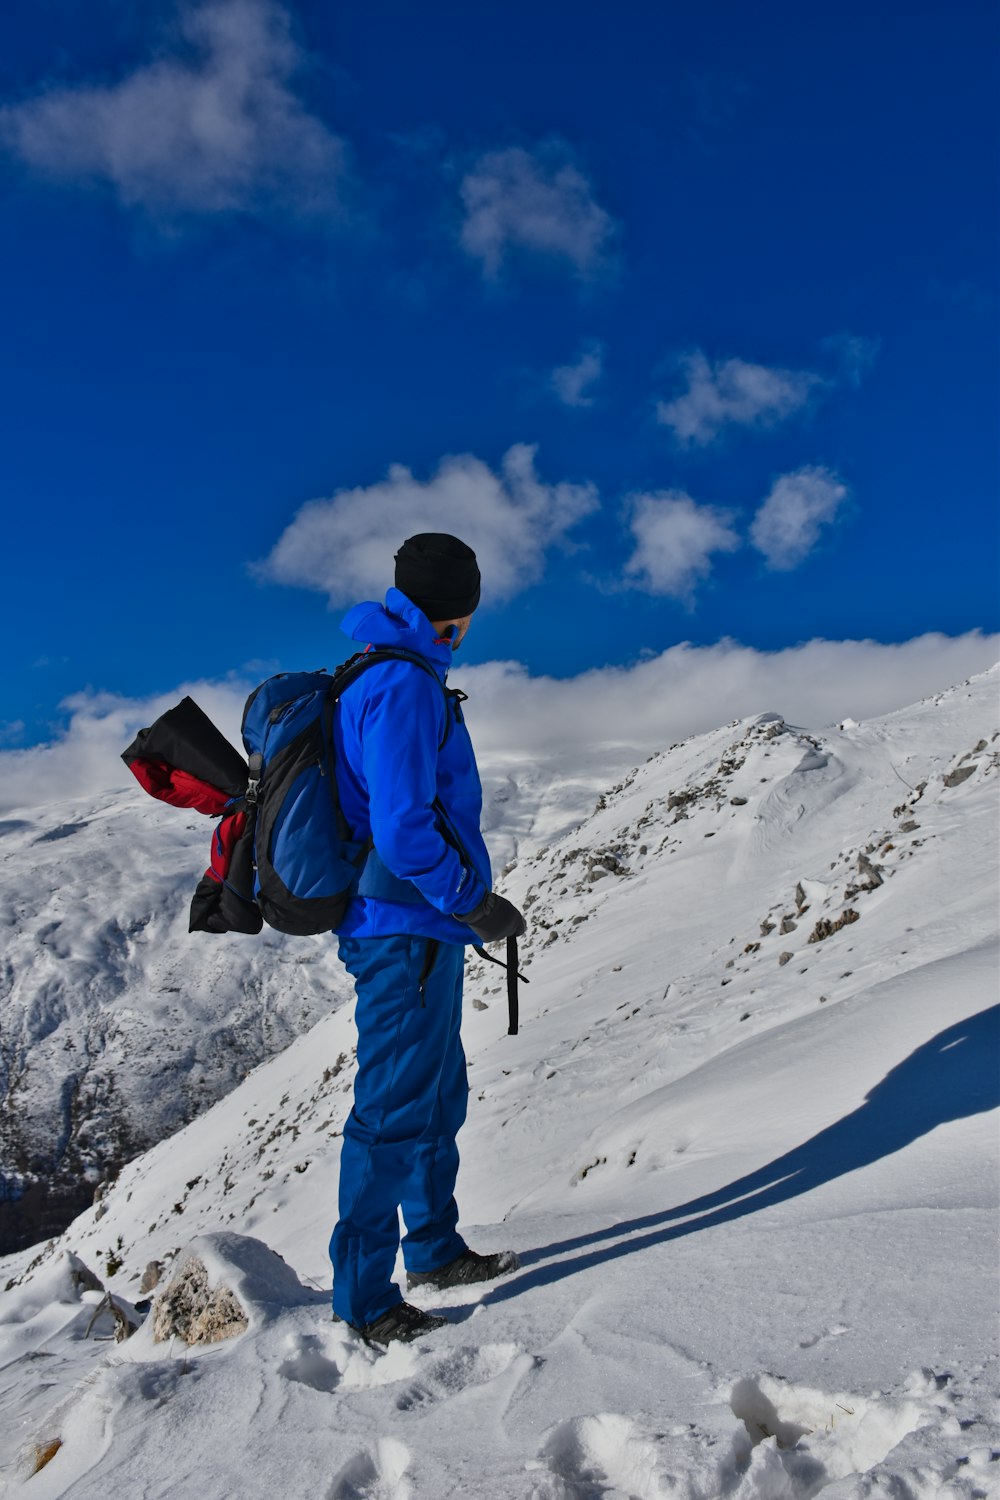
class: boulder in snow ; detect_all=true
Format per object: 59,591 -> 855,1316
153,1256 -> 248,1346
152,1232 -> 315,1346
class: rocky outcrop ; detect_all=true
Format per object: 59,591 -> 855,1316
139,1260 -> 164,1294
808,909 -> 861,944
149,1233 -> 309,1347
152,1255 -> 249,1346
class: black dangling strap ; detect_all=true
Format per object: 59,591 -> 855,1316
506,934 -> 519,1036
472,941 -> 529,1037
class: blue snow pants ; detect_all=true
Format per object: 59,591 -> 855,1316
330,934 -> 469,1327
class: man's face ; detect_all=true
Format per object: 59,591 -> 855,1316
431,614 -> 473,651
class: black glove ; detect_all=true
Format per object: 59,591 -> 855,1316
456,890 -> 526,943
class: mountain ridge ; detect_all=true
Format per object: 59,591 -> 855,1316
0,666 -> 996,1498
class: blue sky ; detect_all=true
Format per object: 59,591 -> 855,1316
1,0 -> 997,753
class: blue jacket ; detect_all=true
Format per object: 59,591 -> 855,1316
333,588 -> 492,943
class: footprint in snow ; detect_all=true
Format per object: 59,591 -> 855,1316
329,1323 -> 523,1403
278,1331 -> 340,1393
529,1412 -> 666,1500
725,1373 -> 935,1491
392,1342 -> 523,1410
797,1322 -> 849,1350
328,1438 -> 411,1500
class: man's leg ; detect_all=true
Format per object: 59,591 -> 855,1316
330,934 -> 458,1327
399,942 -> 470,1274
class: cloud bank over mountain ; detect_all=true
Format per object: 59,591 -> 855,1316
1,632 -> 995,816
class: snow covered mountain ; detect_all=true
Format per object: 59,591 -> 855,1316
0,748 -> 612,1253
0,668 -> 997,1499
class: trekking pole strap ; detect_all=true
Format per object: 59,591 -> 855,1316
472,941 -> 528,1037
507,935 -> 519,1036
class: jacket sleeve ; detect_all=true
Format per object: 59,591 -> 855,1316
358,668 -> 487,916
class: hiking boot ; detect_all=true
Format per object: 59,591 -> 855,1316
342,1301 -> 447,1346
406,1248 -> 520,1292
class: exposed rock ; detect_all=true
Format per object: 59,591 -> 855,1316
67,1254 -> 103,1298
807,909 -> 861,944
730,796 -> 748,806
780,917 -> 797,935
85,1291 -> 139,1343
899,820 -> 920,833
943,766 -> 976,788
845,852 -> 885,900
152,1255 -> 248,1346
794,883 -> 807,910
31,1440 -> 62,1476
586,848 -> 627,880
760,920 -> 776,937
139,1260 -> 164,1295
778,952 -> 793,967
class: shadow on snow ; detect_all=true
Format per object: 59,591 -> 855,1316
477,1005 -> 1000,1307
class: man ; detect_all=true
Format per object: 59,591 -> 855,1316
330,533 -> 526,1344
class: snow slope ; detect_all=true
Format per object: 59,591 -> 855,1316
0,668 -> 997,1498
0,743 -> 609,1251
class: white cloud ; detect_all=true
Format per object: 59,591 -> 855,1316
0,678 -> 255,818
550,341 -> 604,407
750,465 -> 849,571
0,0 -> 348,221
623,491 -> 742,600
459,143 -> 615,279
463,638 -> 1000,770
2,637 -> 995,816
657,350 -> 822,446
257,443 -> 599,605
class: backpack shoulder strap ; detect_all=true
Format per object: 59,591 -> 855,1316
333,648 -> 456,748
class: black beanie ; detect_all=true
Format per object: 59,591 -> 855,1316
394,533 -> 481,620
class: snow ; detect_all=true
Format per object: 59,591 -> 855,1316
0,667 -> 998,1498
0,751 -> 603,1249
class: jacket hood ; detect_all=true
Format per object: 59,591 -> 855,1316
340,588 -> 452,673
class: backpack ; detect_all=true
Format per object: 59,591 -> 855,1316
122,649 -> 452,938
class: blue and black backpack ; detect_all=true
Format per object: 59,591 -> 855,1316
122,649 -> 452,938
